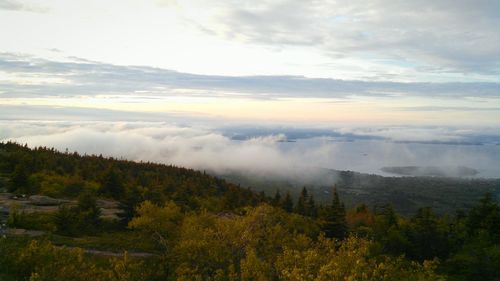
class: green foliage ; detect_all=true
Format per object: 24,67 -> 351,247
405,207 -> 450,261
294,187 -> 317,218
466,193 -> 500,243
276,236 -> 445,281
11,162 -> 32,193
128,200 -> 183,249
445,237 -> 500,281
54,192 -> 102,236
0,142 -> 262,210
295,187 -> 308,215
1,142 -> 499,280
321,188 -> 347,239
29,172 -> 98,198
0,238 -> 153,281
54,205 -> 79,236
170,205 -> 318,280
101,167 -> 125,199
118,185 -> 144,224
281,191 -> 294,212
7,207 -> 55,232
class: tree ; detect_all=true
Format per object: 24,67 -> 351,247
118,185 -> 143,225
101,167 -> 124,199
322,187 -> 347,239
54,192 -> 101,236
276,236 -> 445,281
346,203 -> 374,236
54,205 -> 78,236
76,191 -> 101,234
295,187 -> 308,216
272,189 -> 282,207
466,193 -> 500,242
11,163 -> 29,193
307,194 -> 317,218
281,192 -> 294,213
407,207 -> 449,261
129,200 -> 183,249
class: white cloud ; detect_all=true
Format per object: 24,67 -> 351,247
2,121 -> 499,181
0,0 -> 47,12
182,0 -> 500,76
1,1 -> 500,81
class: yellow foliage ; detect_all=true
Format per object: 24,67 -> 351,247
128,200 -> 182,248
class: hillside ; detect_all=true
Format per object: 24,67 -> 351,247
0,142 -> 262,213
0,142 -> 499,280
218,169 -> 500,216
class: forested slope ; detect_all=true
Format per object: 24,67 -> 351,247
0,142 -> 498,280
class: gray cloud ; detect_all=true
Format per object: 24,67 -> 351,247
183,0 -> 500,75
1,53 -> 500,100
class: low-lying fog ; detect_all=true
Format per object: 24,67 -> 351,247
1,121 -> 499,183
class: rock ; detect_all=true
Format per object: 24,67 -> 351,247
29,195 -> 67,206
7,228 -> 46,237
96,199 -> 119,209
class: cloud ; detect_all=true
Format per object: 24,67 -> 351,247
1,53 -> 500,100
0,0 -> 46,12
1,120 -> 500,182
179,0 -> 500,75
400,106 -> 500,112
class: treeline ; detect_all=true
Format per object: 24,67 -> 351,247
219,169 -> 500,216
0,142 -> 263,212
0,142 -> 499,280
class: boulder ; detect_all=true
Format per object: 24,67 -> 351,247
29,195 -> 65,206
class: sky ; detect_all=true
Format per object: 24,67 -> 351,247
1,0 -> 500,179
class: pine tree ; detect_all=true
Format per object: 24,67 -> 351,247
307,194 -> 317,218
466,193 -> 499,240
295,187 -> 308,216
76,192 -> 102,234
282,192 -> 294,212
101,166 -> 124,199
272,189 -> 282,207
54,205 -> 78,236
322,187 -> 347,239
11,163 -> 29,193
118,186 -> 143,225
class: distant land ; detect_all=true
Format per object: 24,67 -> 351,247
381,165 -> 479,177
216,168 -> 500,216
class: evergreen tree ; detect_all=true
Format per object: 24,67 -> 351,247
322,187 -> 347,239
375,204 -> 398,229
101,166 -> 124,199
282,192 -> 294,212
76,192 -> 102,234
118,186 -> 143,225
307,194 -> 317,218
466,193 -> 499,242
11,163 -> 29,193
272,189 -> 282,207
407,207 -> 449,260
295,187 -> 308,215
54,205 -> 78,236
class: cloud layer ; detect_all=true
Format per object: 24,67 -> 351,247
2,121 -> 499,182
2,53 -> 500,100
181,0 -> 500,76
